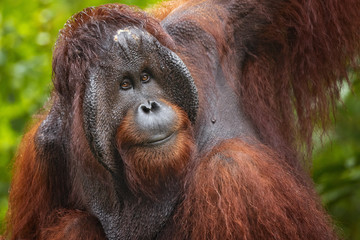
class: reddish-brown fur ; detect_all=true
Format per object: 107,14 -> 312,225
39,210 -> 106,240
5,0 -> 360,239
6,122 -> 47,239
167,140 -> 336,239
239,0 -> 360,162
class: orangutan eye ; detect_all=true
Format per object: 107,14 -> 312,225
141,73 -> 151,83
120,79 -> 132,90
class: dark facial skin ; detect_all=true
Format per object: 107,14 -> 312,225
83,27 -> 197,172
80,27 -> 198,239
98,28 -> 179,146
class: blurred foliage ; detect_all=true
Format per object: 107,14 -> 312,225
0,0 -> 359,239
313,73 -> 360,240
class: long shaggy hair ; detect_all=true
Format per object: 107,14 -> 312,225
5,0 -> 360,239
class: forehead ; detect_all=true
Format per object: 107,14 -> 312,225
105,27 -> 159,60
93,27 -> 164,73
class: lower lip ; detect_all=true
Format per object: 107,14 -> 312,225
144,132 -> 176,146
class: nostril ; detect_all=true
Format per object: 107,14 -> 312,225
139,101 -> 161,114
140,104 -> 151,113
149,101 -> 160,112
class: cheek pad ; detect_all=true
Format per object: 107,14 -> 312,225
155,45 -> 199,124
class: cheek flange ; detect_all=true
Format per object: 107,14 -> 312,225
83,69 -> 121,173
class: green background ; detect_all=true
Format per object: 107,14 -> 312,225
0,0 -> 359,239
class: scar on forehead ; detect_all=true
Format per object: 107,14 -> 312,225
113,28 -> 140,42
